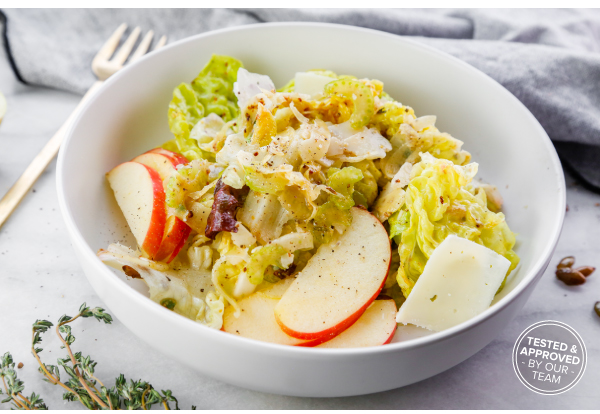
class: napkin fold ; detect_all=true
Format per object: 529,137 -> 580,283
2,8 -> 600,191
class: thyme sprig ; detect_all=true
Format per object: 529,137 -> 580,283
1,303 -> 189,410
1,353 -> 47,410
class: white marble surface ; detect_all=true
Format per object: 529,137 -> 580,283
0,44 -> 599,409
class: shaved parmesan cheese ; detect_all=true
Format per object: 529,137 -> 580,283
326,136 -> 345,157
289,102 -> 309,124
396,235 -> 510,332
328,120 -> 359,140
337,128 -> 392,162
234,68 -> 276,108
294,72 -> 334,97
326,121 -> 392,162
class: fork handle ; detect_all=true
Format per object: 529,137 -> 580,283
0,81 -> 104,229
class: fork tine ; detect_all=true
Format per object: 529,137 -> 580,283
154,35 -> 167,50
129,30 -> 154,63
92,23 -> 127,65
110,26 -> 141,66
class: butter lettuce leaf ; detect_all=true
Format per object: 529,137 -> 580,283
396,153 -> 519,298
165,55 -> 243,160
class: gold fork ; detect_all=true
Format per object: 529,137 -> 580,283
0,24 -> 167,229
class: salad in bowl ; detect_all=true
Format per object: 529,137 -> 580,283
98,54 -> 519,348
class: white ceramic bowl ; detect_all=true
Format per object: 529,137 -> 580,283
57,23 -> 565,397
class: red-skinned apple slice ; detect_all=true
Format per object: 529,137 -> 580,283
146,147 -> 189,166
275,207 -> 391,341
132,151 -> 191,263
106,162 -> 166,259
153,215 -> 192,262
224,282 -> 396,348
316,299 -> 397,348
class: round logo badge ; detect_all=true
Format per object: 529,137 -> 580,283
512,320 -> 587,395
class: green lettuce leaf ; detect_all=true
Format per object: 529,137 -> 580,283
243,166 -> 288,194
247,245 -> 288,285
370,101 -> 415,139
396,154 -> 519,298
166,55 -> 243,160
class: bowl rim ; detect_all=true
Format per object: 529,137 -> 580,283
57,21 -> 566,356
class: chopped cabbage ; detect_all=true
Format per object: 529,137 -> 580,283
211,231 -> 313,313
165,159 -> 212,212
278,185 -> 313,221
372,162 -> 412,222
297,120 -> 331,162
370,101 -> 416,139
98,244 -> 225,329
472,180 -> 504,213
238,191 -> 292,244
312,201 -> 352,236
246,244 -> 288,284
230,222 -> 256,249
326,121 -> 392,163
190,113 -> 226,159
380,118 -> 471,180
188,244 -> 213,271
269,231 -> 314,252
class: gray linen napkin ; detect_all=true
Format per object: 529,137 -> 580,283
2,8 -> 599,191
